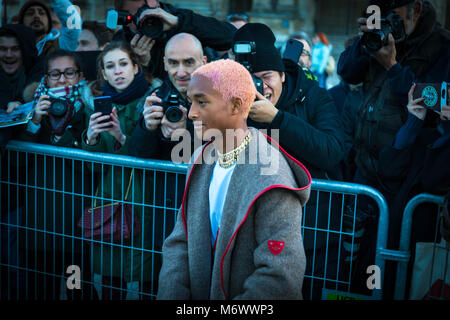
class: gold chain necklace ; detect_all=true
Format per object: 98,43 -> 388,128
217,132 -> 252,169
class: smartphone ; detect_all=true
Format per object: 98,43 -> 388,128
283,39 -> 303,65
94,96 -> 113,115
93,96 -> 112,128
413,82 -> 448,113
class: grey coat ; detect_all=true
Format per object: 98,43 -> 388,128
157,128 -> 311,300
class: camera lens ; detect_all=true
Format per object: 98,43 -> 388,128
49,99 -> 68,117
139,16 -> 164,39
165,106 -> 183,123
362,31 -> 384,54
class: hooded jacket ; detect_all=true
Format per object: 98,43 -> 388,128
249,59 -> 348,180
157,128 -> 311,300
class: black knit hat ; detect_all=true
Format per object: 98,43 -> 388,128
232,23 -> 284,73
18,0 -> 53,34
369,0 -> 415,12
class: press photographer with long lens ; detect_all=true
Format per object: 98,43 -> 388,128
231,23 -> 348,300
109,0 -> 236,79
336,0 -> 449,297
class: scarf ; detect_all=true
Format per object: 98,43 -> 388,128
34,78 -> 86,136
36,29 -> 60,56
101,69 -> 149,106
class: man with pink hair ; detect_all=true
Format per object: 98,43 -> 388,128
157,59 -> 311,300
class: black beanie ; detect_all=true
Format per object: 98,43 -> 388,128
232,23 -> 284,73
18,0 -> 53,34
369,0 -> 415,12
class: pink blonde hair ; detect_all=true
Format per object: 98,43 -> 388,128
192,59 -> 256,115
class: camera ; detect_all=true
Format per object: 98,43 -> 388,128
106,4 -> 164,40
232,41 -> 264,95
413,82 -> 449,113
161,93 -> 183,123
361,11 -> 406,54
48,97 -> 69,117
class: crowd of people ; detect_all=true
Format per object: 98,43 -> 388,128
0,0 -> 449,301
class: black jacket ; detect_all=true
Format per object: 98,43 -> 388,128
337,1 -> 450,185
379,126 -> 450,248
249,60 -> 348,180
129,79 -> 194,161
118,2 -> 236,79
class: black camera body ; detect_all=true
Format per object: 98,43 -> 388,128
361,11 -> 406,54
161,93 -> 183,123
106,4 -> 164,40
233,41 -> 264,95
48,97 -> 69,117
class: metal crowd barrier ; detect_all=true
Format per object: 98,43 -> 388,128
0,140 -> 391,300
394,193 -> 447,300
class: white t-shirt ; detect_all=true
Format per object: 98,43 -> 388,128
209,161 -> 236,247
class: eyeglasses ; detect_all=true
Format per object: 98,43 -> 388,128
47,68 -> 79,81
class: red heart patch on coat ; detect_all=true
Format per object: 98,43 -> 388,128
268,240 -> 285,255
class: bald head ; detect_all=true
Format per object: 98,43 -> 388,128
165,33 -> 204,57
164,33 -> 207,96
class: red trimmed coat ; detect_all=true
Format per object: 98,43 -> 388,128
157,128 -> 311,300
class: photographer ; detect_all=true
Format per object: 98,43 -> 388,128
337,0 -> 450,190
231,23 -> 348,299
22,50 -> 87,146
112,0 -> 236,79
378,84 -> 450,298
129,32 -> 206,160
18,49 -> 93,299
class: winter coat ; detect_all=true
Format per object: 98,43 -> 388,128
337,0 -> 450,186
378,122 -> 450,249
157,128 -> 311,300
81,87 -> 155,281
249,59 -> 348,180
248,60 -> 348,252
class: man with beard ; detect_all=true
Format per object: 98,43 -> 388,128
18,0 -> 82,56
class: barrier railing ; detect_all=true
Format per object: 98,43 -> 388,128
0,140 -> 391,300
394,193 -> 447,300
